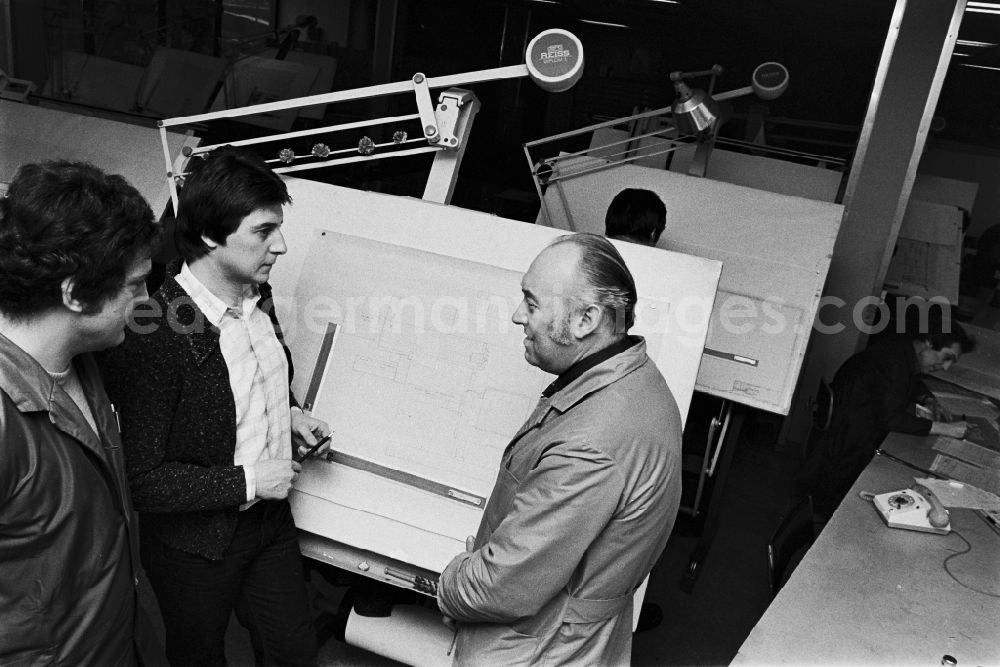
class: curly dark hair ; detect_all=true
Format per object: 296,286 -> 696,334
0,160 -> 158,319
175,146 -> 291,262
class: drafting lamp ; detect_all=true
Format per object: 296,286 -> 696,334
523,61 -> 807,226
157,29 -> 584,211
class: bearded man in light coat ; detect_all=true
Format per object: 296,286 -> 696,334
437,233 -> 683,666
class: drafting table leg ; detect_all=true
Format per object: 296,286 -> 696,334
680,399 -> 747,593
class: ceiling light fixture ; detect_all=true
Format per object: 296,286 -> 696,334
965,7 -> 1000,13
648,0 -> 681,4
578,19 -> 631,28
952,52 -> 971,57
967,1 -> 1000,6
529,0 -> 561,4
956,39 -> 998,47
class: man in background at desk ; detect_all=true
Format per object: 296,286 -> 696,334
0,160 -> 161,664
799,321 -> 976,519
437,234 -> 683,665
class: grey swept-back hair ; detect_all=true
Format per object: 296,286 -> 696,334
549,233 -> 637,333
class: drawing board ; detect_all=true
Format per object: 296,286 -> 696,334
883,199 -> 963,304
0,99 -> 198,216
538,159 -> 843,414
268,177 -> 722,573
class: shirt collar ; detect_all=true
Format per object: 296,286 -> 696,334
542,335 -> 640,398
175,262 -> 260,326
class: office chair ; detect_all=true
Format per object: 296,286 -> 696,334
766,495 -> 816,599
802,377 -> 834,460
813,377 -> 834,432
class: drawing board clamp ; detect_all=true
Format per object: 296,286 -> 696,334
268,177 -> 721,576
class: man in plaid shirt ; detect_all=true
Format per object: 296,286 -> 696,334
101,146 -> 330,667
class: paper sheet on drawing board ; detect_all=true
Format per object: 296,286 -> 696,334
303,233 -> 550,496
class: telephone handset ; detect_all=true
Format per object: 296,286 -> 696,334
871,483 -> 951,534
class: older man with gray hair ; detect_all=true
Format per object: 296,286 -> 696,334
437,232 -> 683,665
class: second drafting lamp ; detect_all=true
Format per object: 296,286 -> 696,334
524,60 -> 791,223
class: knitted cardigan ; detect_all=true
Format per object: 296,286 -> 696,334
99,269 -> 298,560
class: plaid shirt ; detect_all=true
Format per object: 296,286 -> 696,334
176,263 -> 291,506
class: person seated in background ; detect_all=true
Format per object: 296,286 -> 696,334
605,188 -> 667,247
798,318 -> 975,520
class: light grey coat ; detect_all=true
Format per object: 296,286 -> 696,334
438,339 -> 683,666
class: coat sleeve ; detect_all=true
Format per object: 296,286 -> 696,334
437,442 -> 624,623
99,331 -> 247,513
875,353 -> 932,435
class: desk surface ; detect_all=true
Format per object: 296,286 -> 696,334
0,99 -> 197,214
734,438 -> 1000,666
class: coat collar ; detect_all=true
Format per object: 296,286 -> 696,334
547,336 -> 648,413
0,332 -> 116,464
155,261 -> 277,366
511,337 -> 650,440
0,330 -> 58,414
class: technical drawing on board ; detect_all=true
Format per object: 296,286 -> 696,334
298,232 -> 549,497
289,231 -> 552,570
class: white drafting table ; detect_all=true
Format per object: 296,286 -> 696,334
734,432 -> 1000,666
266,176 -> 722,581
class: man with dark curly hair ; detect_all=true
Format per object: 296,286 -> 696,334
0,160 -> 161,665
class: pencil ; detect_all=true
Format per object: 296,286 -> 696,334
295,433 -> 332,463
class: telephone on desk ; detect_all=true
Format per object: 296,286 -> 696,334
870,483 -> 951,535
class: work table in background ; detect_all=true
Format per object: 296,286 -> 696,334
734,429 -> 1000,666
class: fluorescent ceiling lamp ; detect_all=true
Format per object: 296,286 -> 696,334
965,7 -> 1000,13
529,0 -> 561,4
961,63 -> 1000,71
579,19 -> 631,28
956,39 -> 998,47
648,0 -> 680,4
952,52 -> 971,56
967,1 -> 1000,7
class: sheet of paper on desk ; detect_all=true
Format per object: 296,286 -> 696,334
916,477 -> 1000,512
930,453 -> 1000,496
933,392 -> 999,421
965,416 -> 1000,451
933,436 -> 1000,470
935,366 -> 1000,402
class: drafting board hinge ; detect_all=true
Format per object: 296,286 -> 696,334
422,89 -> 480,205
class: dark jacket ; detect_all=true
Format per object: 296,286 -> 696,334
0,334 -> 143,666
801,336 -> 932,516
98,269 -> 297,560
